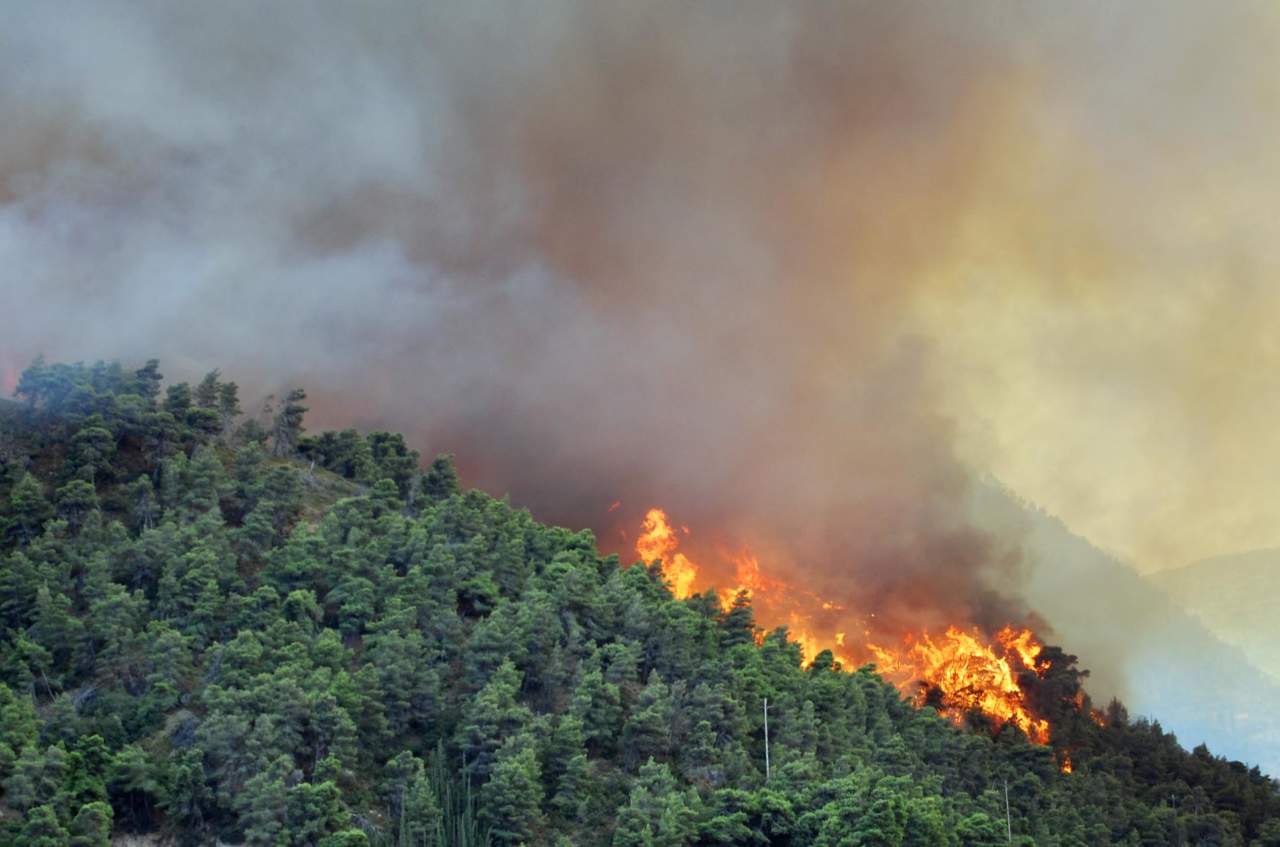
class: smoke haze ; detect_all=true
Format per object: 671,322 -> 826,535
4,0 -> 1280,752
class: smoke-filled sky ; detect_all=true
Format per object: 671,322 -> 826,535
3,0 -> 1279,609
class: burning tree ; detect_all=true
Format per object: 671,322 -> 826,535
630,505 -> 1098,757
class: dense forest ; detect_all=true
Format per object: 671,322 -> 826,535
0,358 -> 1276,846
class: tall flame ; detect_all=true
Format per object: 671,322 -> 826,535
636,508 -> 698,599
630,504 -> 1061,747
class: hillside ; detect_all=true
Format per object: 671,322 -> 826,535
1,359 -> 1278,846
1150,550 -> 1280,683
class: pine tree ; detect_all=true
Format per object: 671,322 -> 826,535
720,590 -> 756,649
271,389 -> 308,457
180,445 -> 228,519
68,801 -> 113,847
4,473 -> 53,545
385,752 -> 443,847
17,804 -> 69,847
4,744 -> 66,813
459,660 -> 531,782
133,359 -> 163,404
218,381 -> 243,440
0,683 -> 38,781
571,662 -> 623,755
367,432 -> 420,500
284,779 -> 352,845
481,734 -> 544,847
194,370 -> 222,409
127,476 -> 158,532
55,479 -> 99,533
624,671 -> 673,769
615,760 -> 696,847
236,754 -> 291,846
69,421 -> 116,485
157,748 -> 209,834
422,454 -> 460,502
165,383 -> 192,418
108,743 -> 162,832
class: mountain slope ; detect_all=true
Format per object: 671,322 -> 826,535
1150,549 -> 1280,684
1,359 -> 1277,846
971,482 -> 1280,777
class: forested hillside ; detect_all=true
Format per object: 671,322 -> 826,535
0,359 -> 1277,846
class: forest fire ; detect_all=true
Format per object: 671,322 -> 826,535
633,506 -> 1058,746
636,508 -> 698,599
866,626 -> 1051,745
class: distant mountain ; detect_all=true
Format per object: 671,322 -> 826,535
1151,549 -> 1280,684
970,482 -> 1280,776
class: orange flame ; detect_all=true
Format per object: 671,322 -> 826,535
867,626 -> 1051,745
996,624 -> 1049,674
634,510 -> 843,664
636,508 -> 698,599
629,506 -> 1061,745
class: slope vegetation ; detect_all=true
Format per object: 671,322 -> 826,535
0,359 -> 1277,846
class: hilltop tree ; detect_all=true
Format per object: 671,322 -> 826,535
422,453 -> 460,502
165,383 -> 192,418
720,589 -> 756,649
194,370 -> 222,409
270,389 -> 308,458
133,360 -> 164,404
218,382 -> 242,439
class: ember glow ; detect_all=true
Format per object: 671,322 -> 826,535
635,506 -> 1058,745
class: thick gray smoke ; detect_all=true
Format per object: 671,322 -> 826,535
4,1 -> 1280,763
1,0 -> 1042,634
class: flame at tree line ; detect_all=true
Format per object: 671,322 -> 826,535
632,506 -> 1062,747
868,626 -> 1050,745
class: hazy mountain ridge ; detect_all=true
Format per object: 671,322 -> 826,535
1150,549 -> 1280,685
972,482 -> 1280,776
